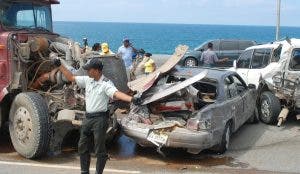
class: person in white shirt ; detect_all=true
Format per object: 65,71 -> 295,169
53,57 -> 141,174
117,38 -> 137,68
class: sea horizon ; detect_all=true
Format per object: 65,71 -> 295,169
53,21 -> 300,54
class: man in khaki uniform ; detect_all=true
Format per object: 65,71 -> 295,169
53,58 -> 141,174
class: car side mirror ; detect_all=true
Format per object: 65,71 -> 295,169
248,84 -> 256,89
200,48 -> 204,52
233,60 -> 237,69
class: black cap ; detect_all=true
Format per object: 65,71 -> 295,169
145,53 -> 152,57
82,58 -> 103,71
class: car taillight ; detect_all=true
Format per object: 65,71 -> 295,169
187,118 -> 212,131
187,118 -> 200,131
198,120 -> 212,130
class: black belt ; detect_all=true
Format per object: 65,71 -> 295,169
86,111 -> 109,118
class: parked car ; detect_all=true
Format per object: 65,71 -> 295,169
121,67 -> 258,155
180,39 -> 257,67
232,38 -> 300,126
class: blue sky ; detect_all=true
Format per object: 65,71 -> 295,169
52,0 -> 300,27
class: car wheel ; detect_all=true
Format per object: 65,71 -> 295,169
214,122 -> 231,154
184,57 -> 198,67
259,91 -> 281,125
9,92 -> 50,159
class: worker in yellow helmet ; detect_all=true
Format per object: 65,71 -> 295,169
143,53 -> 156,74
100,43 -> 114,55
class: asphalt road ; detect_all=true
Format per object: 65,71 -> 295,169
0,119 -> 299,174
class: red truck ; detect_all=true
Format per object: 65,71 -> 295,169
0,0 -> 128,159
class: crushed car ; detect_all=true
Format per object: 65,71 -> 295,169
121,59 -> 258,154
233,38 -> 300,126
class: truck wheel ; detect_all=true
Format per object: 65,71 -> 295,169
184,57 -> 198,67
214,122 -> 231,154
259,91 -> 281,124
9,92 -> 50,159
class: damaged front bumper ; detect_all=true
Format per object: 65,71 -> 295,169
122,123 -> 212,154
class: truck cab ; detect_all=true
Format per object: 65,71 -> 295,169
0,0 -> 127,159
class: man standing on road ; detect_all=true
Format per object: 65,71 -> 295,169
117,38 -> 137,68
53,58 -> 141,174
200,42 -> 229,67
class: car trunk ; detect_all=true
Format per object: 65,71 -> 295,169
122,74 -> 218,131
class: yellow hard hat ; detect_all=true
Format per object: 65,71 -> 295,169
101,43 -> 109,53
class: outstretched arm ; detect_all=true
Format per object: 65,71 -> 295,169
53,58 -> 76,82
113,91 -> 133,102
58,65 -> 76,82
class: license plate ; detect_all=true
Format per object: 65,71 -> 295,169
147,131 -> 168,145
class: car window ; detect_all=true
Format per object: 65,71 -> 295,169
237,50 -> 253,68
272,46 -> 282,62
289,49 -> 300,71
195,40 -> 220,51
211,40 -> 220,50
239,41 -> 255,50
220,41 -> 238,51
251,49 -> 271,69
224,75 -> 247,99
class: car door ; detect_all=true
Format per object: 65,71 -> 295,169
224,75 -> 247,130
283,49 -> 300,106
219,40 -> 239,66
231,75 -> 255,124
212,40 -> 220,56
235,49 -> 253,84
246,48 -> 272,87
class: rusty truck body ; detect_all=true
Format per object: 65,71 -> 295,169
0,0 -> 129,159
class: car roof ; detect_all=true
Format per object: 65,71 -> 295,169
246,38 -> 300,50
246,43 -> 280,50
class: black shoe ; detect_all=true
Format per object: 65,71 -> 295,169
80,154 -> 91,174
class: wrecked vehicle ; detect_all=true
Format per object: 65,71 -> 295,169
233,38 -> 300,126
121,66 -> 258,154
0,0 -> 129,159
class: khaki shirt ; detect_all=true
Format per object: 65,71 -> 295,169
75,75 -> 117,113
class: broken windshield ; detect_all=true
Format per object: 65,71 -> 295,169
0,2 -> 52,31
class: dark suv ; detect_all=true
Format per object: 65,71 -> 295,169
181,39 -> 257,67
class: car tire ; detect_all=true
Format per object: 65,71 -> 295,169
259,91 -> 281,125
9,92 -> 50,159
247,107 -> 259,124
214,122 -> 231,154
184,57 -> 198,67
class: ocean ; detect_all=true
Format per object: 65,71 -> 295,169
53,21 -> 300,54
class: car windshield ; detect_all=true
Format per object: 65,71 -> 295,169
194,42 -> 208,51
0,2 -> 52,32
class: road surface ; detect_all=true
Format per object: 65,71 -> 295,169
0,119 -> 299,174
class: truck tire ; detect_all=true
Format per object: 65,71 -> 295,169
214,122 -> 231,154
184,57 -> 198,67
9,92 -> 50,159
259,91 -> 281,125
